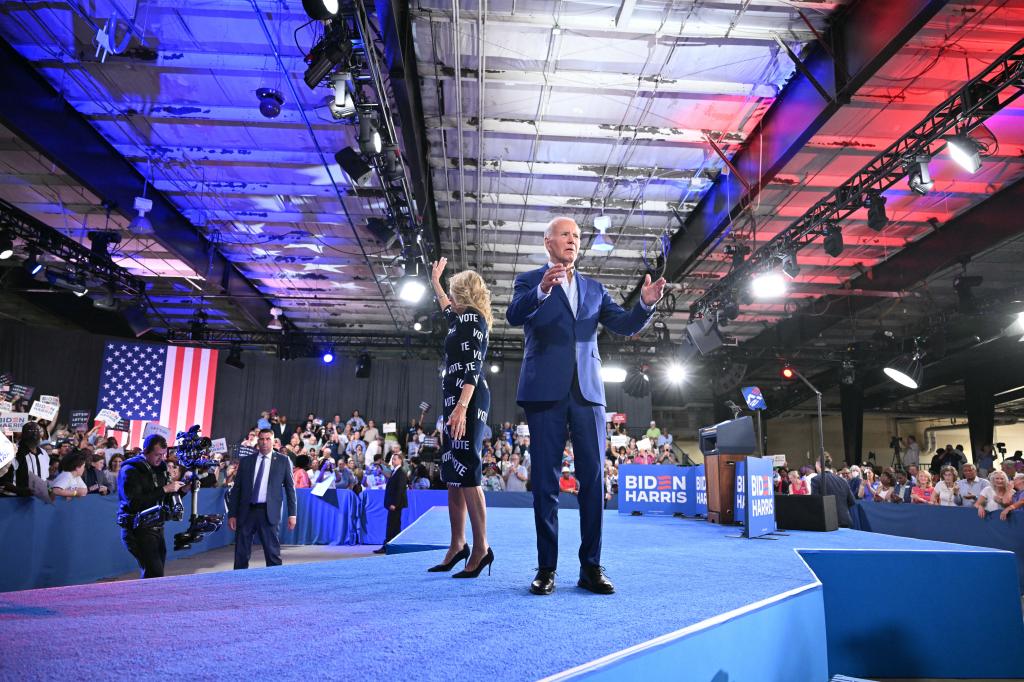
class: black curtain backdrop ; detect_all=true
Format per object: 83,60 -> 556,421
1,322 -> 652,443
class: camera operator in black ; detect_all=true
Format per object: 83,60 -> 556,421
117,435 -> 186,578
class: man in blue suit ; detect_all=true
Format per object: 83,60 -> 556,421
506,216 -> 665,595
228,428 -> 297,569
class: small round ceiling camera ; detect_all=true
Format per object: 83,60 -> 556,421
256,88 -> 284,118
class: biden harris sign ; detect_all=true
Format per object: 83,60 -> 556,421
618,465 -> 694,515
735,456 -> 777,538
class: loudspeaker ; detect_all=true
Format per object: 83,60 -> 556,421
355,352 -> 371,378
686,318 -> 723,356
775,494 -> 838,532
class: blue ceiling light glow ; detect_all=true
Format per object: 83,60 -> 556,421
322,349 -> 335,364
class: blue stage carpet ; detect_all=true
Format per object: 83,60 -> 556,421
0,508 -> 1016,681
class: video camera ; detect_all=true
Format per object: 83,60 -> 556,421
171,425 -> 224,551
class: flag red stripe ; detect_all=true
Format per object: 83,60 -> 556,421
166,346 -> 185,439
201,350 -> 218,437
186,350 -> 203,433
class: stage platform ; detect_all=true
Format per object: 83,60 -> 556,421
1,508 -> 1022,681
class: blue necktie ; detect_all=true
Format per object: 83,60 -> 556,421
252,455 -> 266,501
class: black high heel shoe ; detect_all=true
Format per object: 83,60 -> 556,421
453,548 -> 494,579
427,544 -> 470,573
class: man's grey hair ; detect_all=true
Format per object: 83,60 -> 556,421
545,216 -> 576,238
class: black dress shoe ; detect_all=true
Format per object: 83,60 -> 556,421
530,569 -> 556,595
578,565 -> 615,594
372,546 -> 387,555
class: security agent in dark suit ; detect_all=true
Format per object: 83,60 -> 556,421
227,428 -> 297,569
811,455 -> 857,528
117,435 -> 186,579
375,452 -> 409,554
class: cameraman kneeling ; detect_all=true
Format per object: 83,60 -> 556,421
117,435 -> 185,578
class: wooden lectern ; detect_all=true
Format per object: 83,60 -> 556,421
698,416 -> 756,525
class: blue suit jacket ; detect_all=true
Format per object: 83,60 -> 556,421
227,452 -> 297,525
506,265 -> 653,406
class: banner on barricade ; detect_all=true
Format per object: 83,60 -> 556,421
694,465 -> 707,517
617,464 -> 689,515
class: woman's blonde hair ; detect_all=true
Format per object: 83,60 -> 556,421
449,269 -> 493,329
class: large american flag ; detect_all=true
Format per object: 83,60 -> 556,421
97,342 -> 219,449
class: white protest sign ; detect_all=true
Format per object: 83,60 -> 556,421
605,412 -> 616,423
96,409 -> 121,427
0,429 -> 14,470
210,437 -> 228,454
516,424 -> 530,437
383,422 -> 397,434
772,454 -> 787,467
142,422 -> 171,442
637,437 -> 653,451
311,475 -> 333,497
29,401 -> 59,421
40,395 -> 61,406
0,400 -> 12,412
610,434 -> 629,449
0,412 -> 30,434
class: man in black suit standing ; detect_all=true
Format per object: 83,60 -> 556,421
228,428 -> 297,569
811,455 -> 857,528
375,452 -> 408,554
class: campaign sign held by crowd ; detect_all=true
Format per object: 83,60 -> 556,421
69,410 -> 91,429
0,411 -> 30,434
618,464 -> 688,515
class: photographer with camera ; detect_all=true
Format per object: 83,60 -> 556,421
117,435 -> 185,579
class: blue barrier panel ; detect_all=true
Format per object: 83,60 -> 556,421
617,464 -> 689,515
279,488 -> 358,546
854,502 -> 1024,591
0,490 -> 232,593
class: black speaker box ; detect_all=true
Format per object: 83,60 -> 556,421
774,494 -> 839,532
686,318 -> 723,356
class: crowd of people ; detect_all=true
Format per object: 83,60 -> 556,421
775,443 -> 1024,521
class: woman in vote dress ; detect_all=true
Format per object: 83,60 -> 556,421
426,257 -> 494,579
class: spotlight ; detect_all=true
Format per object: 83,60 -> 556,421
399,261 -> 427,303
884,353 -> 923,389
822,222 -> 844,257
866,193 -> 888,232
328,72 -> 355,118
489,360 -> 503,374
0,230 -> 13,260
302,0 -> 339,21
335,147 -> 373,186
226,344 -> 245,370
591,215 -> 614,253
781,364 -> 796,381
256,88 -> 284,119
87,230 -> 121,258
725,243 -> 750,270
322,348 -> 335,364
413,313 -> 431,333
382,146 -> 404,183
24,249 -> 43,276
907,156 -> 933,196
92,290 -> 117,310
123,304 -> 153,338
780,253 -> 800,280
413,321 -> 422,332
358,113 -> 382,156
665,363 -> 687,384
303,21 -> 352,90
267,307 -> 284,331
945,134 -> 982,174
600,366 -> 627,383
751,271 -> 786,298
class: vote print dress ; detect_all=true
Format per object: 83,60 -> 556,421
440,304 -> 491,487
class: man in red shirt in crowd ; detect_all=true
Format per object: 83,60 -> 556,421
559,467 -> 578,494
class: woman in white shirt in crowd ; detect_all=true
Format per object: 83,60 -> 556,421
51,452 -> 89,500
872,470 -> 896,502
931,465 -> 961,506
976,470 -> 1014,518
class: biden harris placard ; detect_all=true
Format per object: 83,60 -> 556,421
618,465 -> 692,515
735,456 -> 776,538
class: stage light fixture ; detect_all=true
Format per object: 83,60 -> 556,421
884,352 -> 923,389
866,193 -> 888,232
358,113 -> 382,156
600,366 -> 627,383
322,348 -> 335,364
823,223 -> 844,257
303,21 -> 353,90
751,271 -> 786,298
665,363 -> 687,384
591,215 -> 614,253
92,289 -> 117,311
226,344 -> 245,370
0,230 -> 13,260
399,260 -> 427,303
24,249 -> 42,276
256,88 -> 284,118
907,156 -> 933,196
335,147 -> 373,186
781,364 -> 796,381
267,307 -> 284,331
946,134 -> 982,174
382,146 -> 404,183
725,243 -> 750,270
413,321 -> 423,332
302,0 -> 339,21
780,253 -> 800,280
